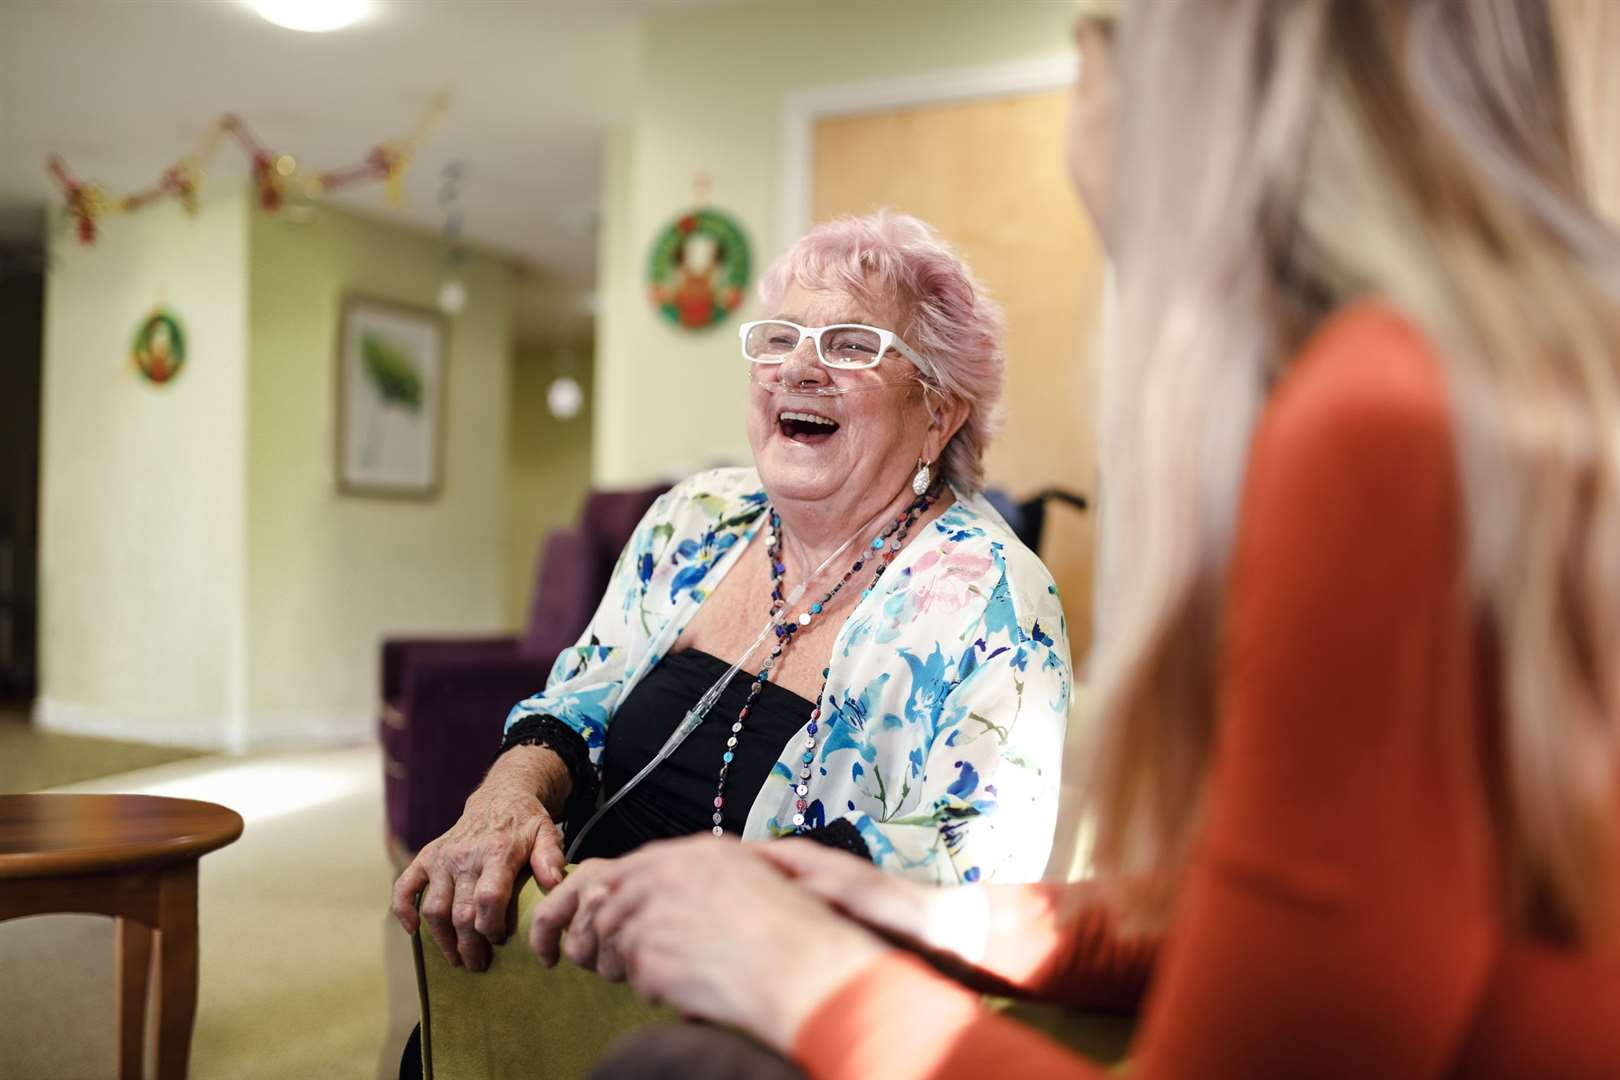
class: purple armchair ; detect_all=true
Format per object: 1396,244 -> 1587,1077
380,484 -> 669,853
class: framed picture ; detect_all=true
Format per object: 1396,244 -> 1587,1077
335,294 -> 447,499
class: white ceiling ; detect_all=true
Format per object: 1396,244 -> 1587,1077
0,0 -> 737,313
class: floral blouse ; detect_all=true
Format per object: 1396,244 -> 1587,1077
505,467 -> 1072,884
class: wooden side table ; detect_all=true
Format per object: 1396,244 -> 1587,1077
0,794 -> 243,1079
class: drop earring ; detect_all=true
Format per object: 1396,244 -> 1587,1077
912,458 -> 933,496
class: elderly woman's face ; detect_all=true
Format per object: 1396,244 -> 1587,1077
747,283 -> 935,508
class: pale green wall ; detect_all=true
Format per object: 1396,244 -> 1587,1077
505,342 -> 594,628
247,207 -> 516,742
594,0 -> 1077,484
38,194 -> 251,746
38,195 -> 520,749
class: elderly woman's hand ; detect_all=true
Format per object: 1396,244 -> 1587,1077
530,836 -> 891,1053
391,747 -> 569,972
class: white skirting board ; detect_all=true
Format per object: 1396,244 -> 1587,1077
32,697 -> 372,753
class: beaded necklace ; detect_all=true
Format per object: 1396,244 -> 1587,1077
709,482 -> 940,837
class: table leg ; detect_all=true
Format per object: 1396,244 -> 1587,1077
116,916 -> 154,1080
152,861 -> 199,1080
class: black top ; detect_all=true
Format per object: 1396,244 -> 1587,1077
500,650 -> 873,863
576,649 -> 811,859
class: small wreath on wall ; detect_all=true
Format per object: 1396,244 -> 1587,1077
131,308 -> 186,385
645,207 -> 751,330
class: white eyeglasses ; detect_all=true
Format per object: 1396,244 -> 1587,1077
739,320 -> 936,379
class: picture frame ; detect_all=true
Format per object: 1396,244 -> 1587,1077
335,294 -> 448,499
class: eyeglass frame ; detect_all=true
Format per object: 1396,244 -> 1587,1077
738,320 -> 938,382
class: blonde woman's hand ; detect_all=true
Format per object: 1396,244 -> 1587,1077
534,835 -> 889,1053
751,839 -> 963,957
528,857 -> 630,981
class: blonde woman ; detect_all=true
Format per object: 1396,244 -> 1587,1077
532,1 -> 1620,1075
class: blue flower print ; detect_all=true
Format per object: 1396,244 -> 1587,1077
803,799 -> 826,830
513,683 -> 616,751
946,760 -> 980,800
981,567 -> 1019,645
505,466 -> 1072,887
822,675 -> 890,761
668,563 -> 709,602
900,645 -> 952,734
855,817 -> 900,862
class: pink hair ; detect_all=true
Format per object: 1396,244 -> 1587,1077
758,210 -> 1006,493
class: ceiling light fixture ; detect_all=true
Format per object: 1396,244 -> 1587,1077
247,0 -> 372,33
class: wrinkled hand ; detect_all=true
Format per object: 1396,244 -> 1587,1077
530,835 -> 890,1053
751,839 -> 954,954
391,779 -> 566,972
527,857 -> 629,980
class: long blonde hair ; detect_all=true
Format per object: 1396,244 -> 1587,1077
1076,0 -> 1620,941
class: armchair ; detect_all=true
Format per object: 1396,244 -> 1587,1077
411,878 -> 1136,1079
381,484 -> 669,854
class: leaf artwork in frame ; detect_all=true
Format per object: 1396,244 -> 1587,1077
337,295 -> 447,498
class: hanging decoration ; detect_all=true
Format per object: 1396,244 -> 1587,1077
436,159 -> 469,316
646,174 -> 750,330
547,375 -> 584,420
131,308 -> 187,386
46,95 -> 449,246
546,346 -> 585,421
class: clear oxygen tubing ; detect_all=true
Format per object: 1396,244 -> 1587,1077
748,368 -> 943,417
563,495 -> 902,863
747,366 -> 916,397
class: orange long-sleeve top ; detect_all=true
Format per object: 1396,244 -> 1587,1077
795,303 -> 1620,1078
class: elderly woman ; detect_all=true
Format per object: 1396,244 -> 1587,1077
392,210 -> 1072,973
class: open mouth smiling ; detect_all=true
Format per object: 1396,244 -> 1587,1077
777,408 -> 841,445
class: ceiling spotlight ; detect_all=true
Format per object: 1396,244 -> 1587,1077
247,0 -> 371,33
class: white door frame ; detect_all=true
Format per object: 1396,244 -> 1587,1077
777,55 -> 1076,250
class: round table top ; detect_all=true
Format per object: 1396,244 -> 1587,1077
0,794 -> 244,879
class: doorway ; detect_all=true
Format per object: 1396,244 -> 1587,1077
803,80 -> 1106,660
0,240 -> 44,707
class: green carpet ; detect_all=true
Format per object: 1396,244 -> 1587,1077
0,708 -> 208,792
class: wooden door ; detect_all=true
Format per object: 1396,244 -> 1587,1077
813,88 -> 1105,661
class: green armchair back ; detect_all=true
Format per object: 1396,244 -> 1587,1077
412,878 -> 1135,1079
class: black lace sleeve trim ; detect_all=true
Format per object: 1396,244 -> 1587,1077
498,714 -> 599,826
797,817 -> 873,862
